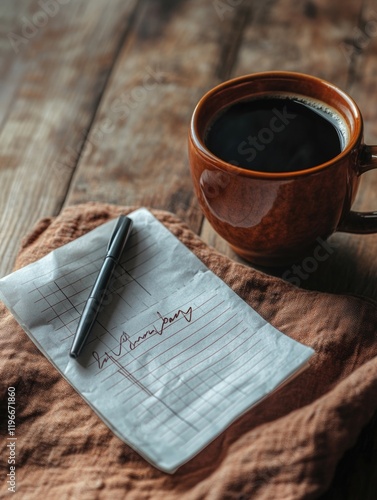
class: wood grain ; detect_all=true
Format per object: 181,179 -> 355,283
0,0 -> 139,277
64,0 -> 252,234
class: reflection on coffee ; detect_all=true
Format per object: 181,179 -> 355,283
204,95 -> 347,173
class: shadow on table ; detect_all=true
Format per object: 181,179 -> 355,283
254,234 -> 377,304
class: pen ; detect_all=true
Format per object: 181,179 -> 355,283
70,215 -> 133,359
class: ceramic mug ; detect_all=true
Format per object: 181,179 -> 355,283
188,71 -> 377,266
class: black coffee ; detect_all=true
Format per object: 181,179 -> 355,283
204,96 -> 345,173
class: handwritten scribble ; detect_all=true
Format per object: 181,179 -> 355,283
129,306 -> 193,351
92,306 -> 193,370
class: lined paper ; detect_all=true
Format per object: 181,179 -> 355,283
0,208 -> 314,472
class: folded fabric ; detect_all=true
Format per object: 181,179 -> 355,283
1,202 -> 376,499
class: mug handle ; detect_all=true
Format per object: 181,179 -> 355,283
337,144 -> 377,233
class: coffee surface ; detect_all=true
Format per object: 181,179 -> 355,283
204,97 -> 344,173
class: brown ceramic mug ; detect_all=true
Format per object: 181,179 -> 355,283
188,71 -> 377,266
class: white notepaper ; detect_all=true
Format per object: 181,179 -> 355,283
0,208 -> 314,473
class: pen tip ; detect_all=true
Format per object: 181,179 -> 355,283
69,351 -> 78,359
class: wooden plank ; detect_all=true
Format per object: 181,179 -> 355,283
233,0 -> 358,86
64,0 -> 252,233
0,1 -> 31,131
0,0 -> 138,277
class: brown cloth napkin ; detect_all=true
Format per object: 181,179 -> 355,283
1,202 -> 377,500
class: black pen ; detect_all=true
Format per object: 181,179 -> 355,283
70,215 -> 133,359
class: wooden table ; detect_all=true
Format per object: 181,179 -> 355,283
1,0 -> 376,497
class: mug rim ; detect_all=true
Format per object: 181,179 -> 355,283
190,71 -> 362,179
